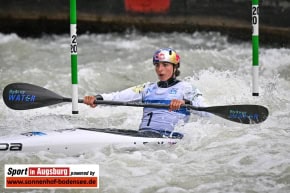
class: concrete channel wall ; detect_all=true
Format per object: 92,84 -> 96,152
0,0 -> 289,46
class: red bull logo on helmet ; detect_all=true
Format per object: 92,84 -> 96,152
155,52 -> 165,60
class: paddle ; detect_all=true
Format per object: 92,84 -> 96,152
3,83 -> 269,124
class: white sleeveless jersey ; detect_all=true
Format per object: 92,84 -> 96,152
100,81 -> 206,132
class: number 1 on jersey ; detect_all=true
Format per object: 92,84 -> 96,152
147,112 -> 153,126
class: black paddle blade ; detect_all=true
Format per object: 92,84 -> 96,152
3,83 -> 65,110
202,105 -> 269,124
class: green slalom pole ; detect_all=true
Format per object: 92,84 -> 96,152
70,0 -> 78,113
252,0 -> 259,96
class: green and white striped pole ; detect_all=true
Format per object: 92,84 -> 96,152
70,0 -> 78,113
252,0 -> 259,96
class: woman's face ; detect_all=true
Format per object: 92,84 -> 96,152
154,62 -> 174,81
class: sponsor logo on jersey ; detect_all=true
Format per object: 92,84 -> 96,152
169,88 -> 178,94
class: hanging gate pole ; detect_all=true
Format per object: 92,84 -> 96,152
252,0 -> 259,96
70,0 -> 78,113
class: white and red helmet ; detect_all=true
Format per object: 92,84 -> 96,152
153,48 -> 180,67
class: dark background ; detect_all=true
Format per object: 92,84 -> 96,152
0,0 -> 289,46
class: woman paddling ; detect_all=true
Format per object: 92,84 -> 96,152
83,48 -> 207,138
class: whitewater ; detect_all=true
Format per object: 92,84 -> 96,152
0,31 -> 289,193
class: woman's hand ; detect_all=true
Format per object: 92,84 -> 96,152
83,96 -> 97,108
169,99 -> 185,111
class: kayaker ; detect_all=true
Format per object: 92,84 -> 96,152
83,48 -> 207,139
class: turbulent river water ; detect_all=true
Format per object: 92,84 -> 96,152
0,31 -> 289,193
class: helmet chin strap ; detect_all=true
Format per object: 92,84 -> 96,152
172,66 -> 177,78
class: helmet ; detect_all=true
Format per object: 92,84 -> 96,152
153,48 -> 180,67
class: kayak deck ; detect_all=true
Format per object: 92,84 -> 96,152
0,128 -> 181,155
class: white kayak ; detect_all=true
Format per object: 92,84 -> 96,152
0,128 -> 181,155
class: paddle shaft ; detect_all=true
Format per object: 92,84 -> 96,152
65,98 -> 199,110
